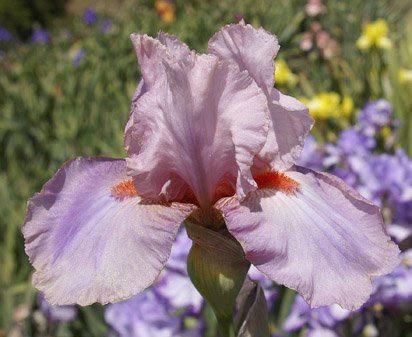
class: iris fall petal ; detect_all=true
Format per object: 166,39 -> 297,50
23,157 -> 194,305
216,166 -> 400,309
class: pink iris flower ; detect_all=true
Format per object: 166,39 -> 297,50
23,22 -> 399,310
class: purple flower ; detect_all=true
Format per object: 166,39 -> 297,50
30,29 -> 51,44
336,128 -> 375,154
322,127 -> 380,203
155,230 -> 203,314
307,328 -> 340,337
101,19 -> 112,34
343,150 -> 412,218
105,290 -> 182,337
370,249 -> 412,307
37,293 -> 77,322
297,135 -> 325,171
0,27 -> 14,42
324,128 -> 374,168
83,8 -> 97,25
359,99 -> 393,131
284,295 -> 350,332
22,23 -> 399,312
156,271 -> 203,314
387,223 -> 412,245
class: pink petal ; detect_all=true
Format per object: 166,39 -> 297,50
23,157 -> 194,305
157,32 -> 192,59
208,21 -> 279,95
254,91 -> 314,172
126,50 -> 269,207
129,33 -> 191,90
126,33 -> 191,146
208,22 -> 313,171
216,167 -> 400,309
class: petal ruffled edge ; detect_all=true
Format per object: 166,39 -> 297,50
129,32 -> 191,90
208,21 -> 279,95
208,23 -> 313,172
126,33 -> 192,155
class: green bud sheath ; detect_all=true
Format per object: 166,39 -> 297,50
185,209 -> 250,337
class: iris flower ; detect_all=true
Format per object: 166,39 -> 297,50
302,92 -> 353,120
23,22 -> 399,310
356,19 -> 392,50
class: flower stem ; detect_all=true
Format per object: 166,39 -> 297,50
216,315 -> 236,337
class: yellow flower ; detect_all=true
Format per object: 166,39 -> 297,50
341,95 -> 354,118
302,92 -> 353,120
274,59 -> 298,87
356,19 -> 392,50
155,0 -> 176,23
399,68 -> 412,83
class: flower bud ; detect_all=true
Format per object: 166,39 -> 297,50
185,209 -> 250,330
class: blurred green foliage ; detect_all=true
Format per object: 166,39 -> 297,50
388,10 -> 412,154
0,0 -> 411,335
0,0 -> 68,39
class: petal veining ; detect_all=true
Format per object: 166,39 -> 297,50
216,167 -> 400,309
126,50 -> 269,207
126,33 -> 192,151
23,157 -> 194,305
208,22 -> 313,171
129,33 -> 191,90
208,21 -> 279,95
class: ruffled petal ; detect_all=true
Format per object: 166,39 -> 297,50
208,22 -> 313,171
126,51 -> 269,207
126,33 -> 191,149
23,157 -> 194,305
129,33 -> 191,90
124,79 -> 147,154
208,21 -> 279,95
157,32 -> 191,59
254,91 -> 314,172
216,167 -> 400,309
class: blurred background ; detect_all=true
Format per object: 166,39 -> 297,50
1,0 -> 412,336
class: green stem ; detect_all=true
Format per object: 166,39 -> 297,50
277,288 -> 296,329
217,316 -> 236,337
